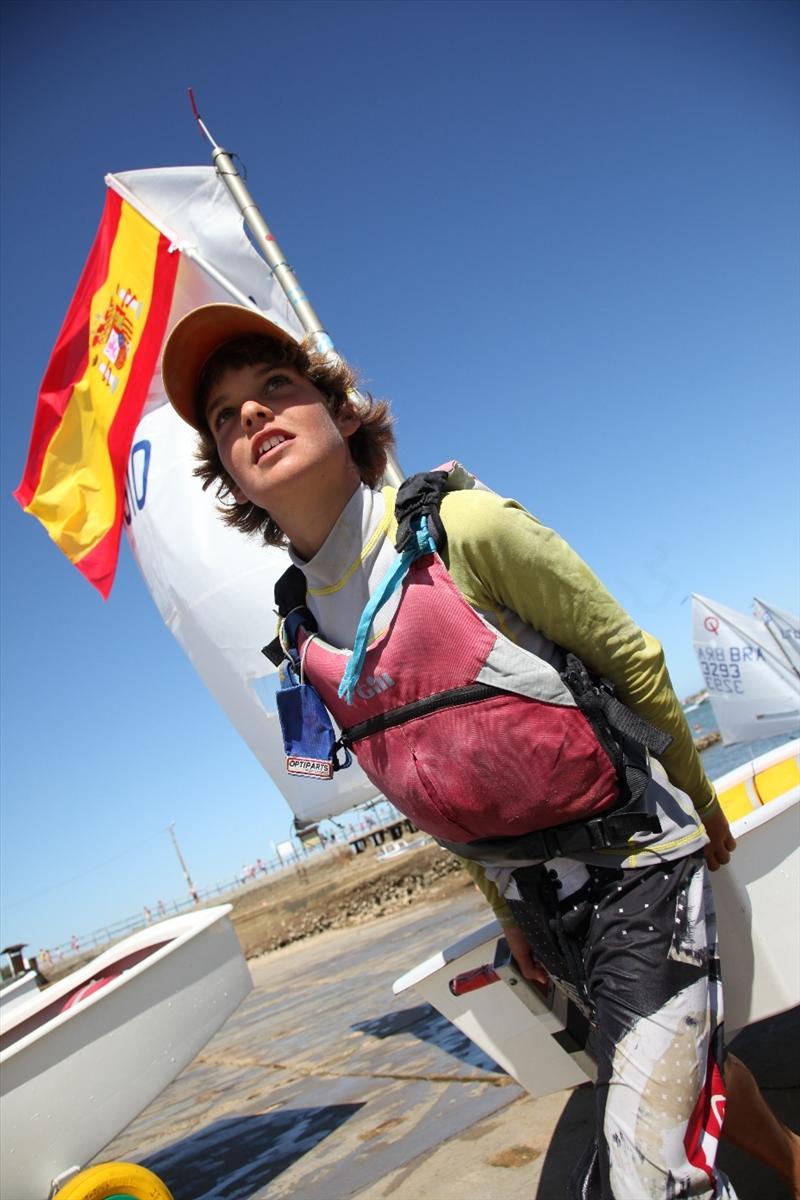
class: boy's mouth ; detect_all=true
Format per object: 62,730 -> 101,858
252,430 -> 292,463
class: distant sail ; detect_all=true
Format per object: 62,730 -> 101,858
692,594 -> 800,745
754,598 -> 800,676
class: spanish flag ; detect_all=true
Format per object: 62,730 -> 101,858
14,189 -> 179,597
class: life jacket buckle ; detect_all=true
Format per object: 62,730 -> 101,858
541,829 -> 561,859
262,636 -> 285,668
332,740 -> 353,772
584,818 -> 609,851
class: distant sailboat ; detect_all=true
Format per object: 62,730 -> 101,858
754,597 -> 800,674
692,594 -> 800,745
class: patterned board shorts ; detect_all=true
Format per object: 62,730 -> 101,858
506,852 -> 737,1200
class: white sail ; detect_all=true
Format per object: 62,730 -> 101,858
754,598 -> 800,675
115,167 -> 380,824
692,594 -> 800,745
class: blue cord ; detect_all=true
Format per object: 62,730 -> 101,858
338,517 -> 436,703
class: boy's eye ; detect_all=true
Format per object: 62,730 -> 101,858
213,406 -> 235,431
264,373 -> 291,394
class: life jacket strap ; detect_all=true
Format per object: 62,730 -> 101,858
561,654 -> 672,757
394,471 -> 449,554
266,468 -> 455,669
262,564 -> 318,667
337,515 -> 437,704
437,806 -> 663,865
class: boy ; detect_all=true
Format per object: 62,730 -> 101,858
162,303 -> 798,1199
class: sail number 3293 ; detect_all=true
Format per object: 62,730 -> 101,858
696,644 -> 766,694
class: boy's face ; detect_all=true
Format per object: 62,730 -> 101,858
204,361 -> 360,513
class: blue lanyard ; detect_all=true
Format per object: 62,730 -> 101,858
338,516 -> 436,704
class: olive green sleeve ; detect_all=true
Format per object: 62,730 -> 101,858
440,489 -> 718,818
456,855 -> 516,927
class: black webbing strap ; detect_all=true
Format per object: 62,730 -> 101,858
261,564 -> 317,667
394,471 -> 449,555
596,692 -> 672,756
561,654 -> 672,757
437,805 -> 663,866
262,637 -> 286,669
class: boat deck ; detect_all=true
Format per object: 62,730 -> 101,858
94,890 -> 797,1200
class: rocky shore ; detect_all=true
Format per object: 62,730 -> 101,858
694,730 -> 722,752
228,842 -> 471,958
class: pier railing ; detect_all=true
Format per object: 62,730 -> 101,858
38,844 -> 330,971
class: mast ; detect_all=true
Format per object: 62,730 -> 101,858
754,597 -> 800,682
188,90 -> 402,485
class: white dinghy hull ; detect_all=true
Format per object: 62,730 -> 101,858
0,971 -> 40,1013
0,905 -> 251,1200
395,742 -> 800,1098
713,752 -> 800,1033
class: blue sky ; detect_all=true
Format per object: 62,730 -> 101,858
1,0 -> 798,957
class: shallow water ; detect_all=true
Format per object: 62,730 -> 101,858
685,698 -> 797,782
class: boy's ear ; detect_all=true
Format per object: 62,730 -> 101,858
336,401 -> 362,438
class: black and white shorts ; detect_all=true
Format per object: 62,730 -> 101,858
506,852 -> 736,1200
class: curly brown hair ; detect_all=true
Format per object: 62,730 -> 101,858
192,334 -> 395,546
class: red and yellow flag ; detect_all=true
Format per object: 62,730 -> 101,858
14,189 -> 179,597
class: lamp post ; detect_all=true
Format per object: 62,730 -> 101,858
167,821 -> 199,905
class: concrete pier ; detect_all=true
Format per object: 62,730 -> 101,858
97,891 -> 798,1199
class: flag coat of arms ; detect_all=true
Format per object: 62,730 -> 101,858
14,189 -> 179,597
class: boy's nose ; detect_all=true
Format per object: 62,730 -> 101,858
241,398 -> 272,428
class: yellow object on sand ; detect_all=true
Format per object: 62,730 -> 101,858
54,1160 -> 173,1200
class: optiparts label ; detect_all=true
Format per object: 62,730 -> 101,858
286,755 -> 333,780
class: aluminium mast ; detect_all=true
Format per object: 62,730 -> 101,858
189,89 -> 402,485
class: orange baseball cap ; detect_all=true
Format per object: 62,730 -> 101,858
161,303 -> 298,431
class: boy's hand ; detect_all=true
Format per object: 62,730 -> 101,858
703,806 -> 737,871
503,922 -> 549,987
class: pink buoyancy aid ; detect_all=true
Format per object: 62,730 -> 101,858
294,549 -> 621,845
